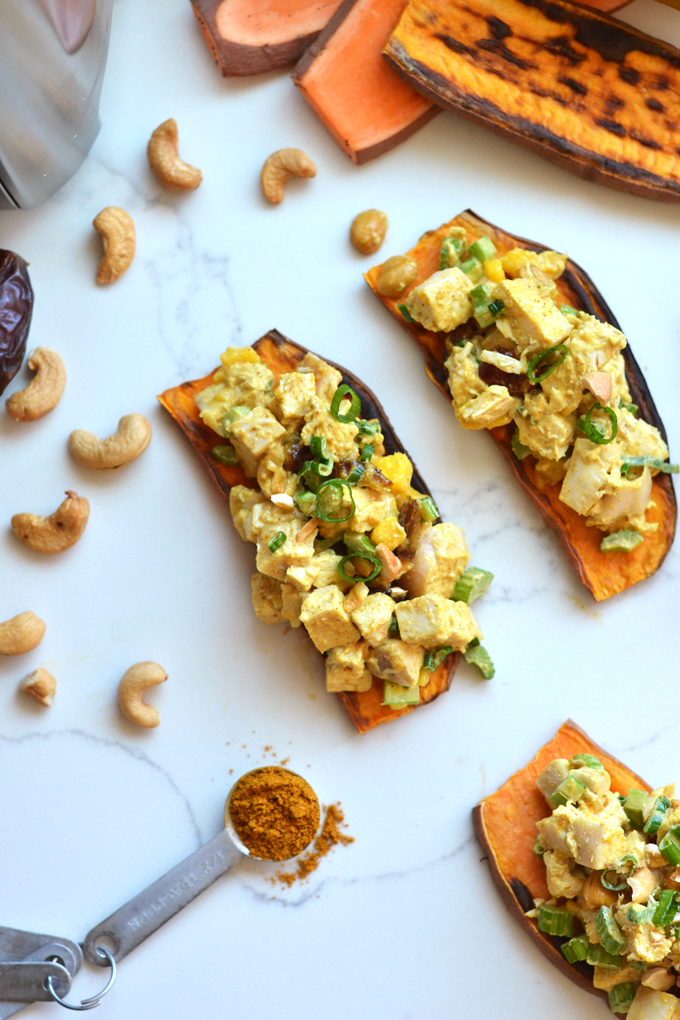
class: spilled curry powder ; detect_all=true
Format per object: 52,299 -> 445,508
228,766 -> 320,861
273,803 -> 354,886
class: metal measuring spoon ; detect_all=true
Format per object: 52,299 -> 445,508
82,768 -> 319,967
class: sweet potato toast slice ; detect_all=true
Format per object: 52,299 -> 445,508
383,0 -> 680,203
191,0 -> 344,77
292,0 -> 438,164
473,720 -> 652,1007
158,328 -> 460,734
365,209 -> 676,601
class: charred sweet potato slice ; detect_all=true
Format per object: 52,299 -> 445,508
158,328 -> 459,734
473,720 -> 652,1006
365,209 -> 676,601
383,0 -> 680,203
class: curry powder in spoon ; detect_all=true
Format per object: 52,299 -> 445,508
228,766 -> 320,861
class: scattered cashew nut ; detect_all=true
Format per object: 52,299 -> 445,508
5,347 -> 66,421
260,148 -> 316,205
118,661 -> 167,728
350,210 -> 388,255
19,667 -> 56,707
376,255 -> 418,298
0,612 -> 46,656
12,491 -> 90,554
147,118 -> 202,191
69,413 -> 152,470
93,206 -> 136,285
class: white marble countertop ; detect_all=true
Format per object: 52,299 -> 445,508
1,1 -> 680,1017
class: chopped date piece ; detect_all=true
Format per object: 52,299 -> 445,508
283,439 -> 310,474
0,250 -> 33,396
397,498 -> 429,554
478,348 -> 528,397
335,460 -> 392,491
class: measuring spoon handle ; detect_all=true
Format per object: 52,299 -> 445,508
83,830 -> 244,965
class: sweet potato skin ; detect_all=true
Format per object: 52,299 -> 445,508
158,329 -> 459,734
474,720 -> 652,1005
365,209 -> 677,602
383,0 -> 680,203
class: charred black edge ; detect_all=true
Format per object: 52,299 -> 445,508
292,0 -> 440,164
382,25 -> 680,204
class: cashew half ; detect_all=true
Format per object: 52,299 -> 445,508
118,661 -> 167,728
93,207 -> 136,285
19,668 -> 56,707
5,347 -> 66,421
148,118 -> 202,191
12,491 -> 89,554
69,414 -> 152,470
0,612 -> 46,656
260,148 -> 316,205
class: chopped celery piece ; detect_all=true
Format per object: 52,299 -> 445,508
468,235 -> 497,262
532,836 -> 546,857
659,831 -> 680,867
570,753 -> 603,770
222,405 -> 251,429
560,303 -> 579,316
623,789 -> 647,830
537,905 -> 573,937
601,530 -> 644,554
550,773 -> 587,807
422,646 -> 453,673
397,303 -> 415,322
630,961 -> 648,972
511,428 -> 532,461
644,795 -> 671,835
470,283 -> 492,306
587,943 -> 623,969
627,898 -> 656,924
211,443 -> 240,466
452,567 -> 494,604
463,639 -> 495,680
439,237 -> 462,270
596,906 -> 625,955
419,497 -> 439,522
607,983 -> 636,1014
561,935 -> 589,964
382,679 -> 420,709
653,889 -> 678,926
459,257 -> 484,284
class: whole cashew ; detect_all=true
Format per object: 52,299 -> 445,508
69,414 -> 152,470
93,207 -> 136,285
260,148 -> 316,205
148,118 -> 202,191
12,491 -> 89,554
5,347 -> 66,421
118,661 -> 167,728
19,667 -> 56,707
0,612 -> 46,656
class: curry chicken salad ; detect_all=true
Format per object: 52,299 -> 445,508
533,755 -> 680,1016
400,229 -> 677,554
193,345 -> 493,708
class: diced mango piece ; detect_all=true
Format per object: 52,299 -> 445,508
371,517 -> 407,551
483,258 -> 505,283
501,248 -> 535,277
219,346 -> 261,367
373,453 -> 413,495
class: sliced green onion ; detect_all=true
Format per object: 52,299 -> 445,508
570,753 -> 603,770
299,434 -> 334,479
344,531 -> 377,556
653,889 -> 678,927
617,854 -> 640,869
423,646 -> 453,673
488,299 -> 505,317
511,428 -> 532,461
316,479 -> 356,523
576,402 -> 618,445
622,790 -> 647,830
463,639 -> 495,680
468,236 -> 497,262
549,773 -> 587,808
630,960 -> 648,972
600,530 -> 644,554
388,614 -> 399,635
397,303 -> 415,322
345,462 -> 365,484
527,344 -> 568,384
419,497 -> 439,522
382,678 -> 419,708
533,836 -> 546,858
537,905 -> 573,937
330,384 -> 361,424
560,304 -> 579,317
601,871 -> 628,892
561,934 -> 589,964
439,236 -> 462,270
587,942 -> 623,969
294,490 -> 317,516
660,832 -> 680,867
211,443 -> 240,466
596,905 -> 625,955
643,795 -> 671,835
267,531 -> 286,554
360,443 -> 374,463
356,418 -> 381,436
459,257 -> 484,283
621,456 -> 678,475
607,983 -> 636,1014
618,398 -> 638,416
452,567 -> 494,604
337,552 -> 382,583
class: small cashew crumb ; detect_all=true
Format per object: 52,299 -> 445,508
12,491 -> 89,554
376,255 -> 418,298
93,207 -> 136,284
0,612 -> 46,656
69,413 -> 152,470
260,148 -> 316,205
147,118 -> 202,191
118,661 -> 167,728
19,667 -> 56,707
5,347 -> 66,421
350,210 -> 388,255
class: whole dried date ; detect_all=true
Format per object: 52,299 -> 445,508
0,250 -> 33,395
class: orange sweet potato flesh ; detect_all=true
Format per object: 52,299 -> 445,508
365,209 -> 677,602
292,0 -> 439,163
191,0 -> 344,76
474,720 -> 651,1004
383,0 -> 680,203
158,329 -> 459,734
